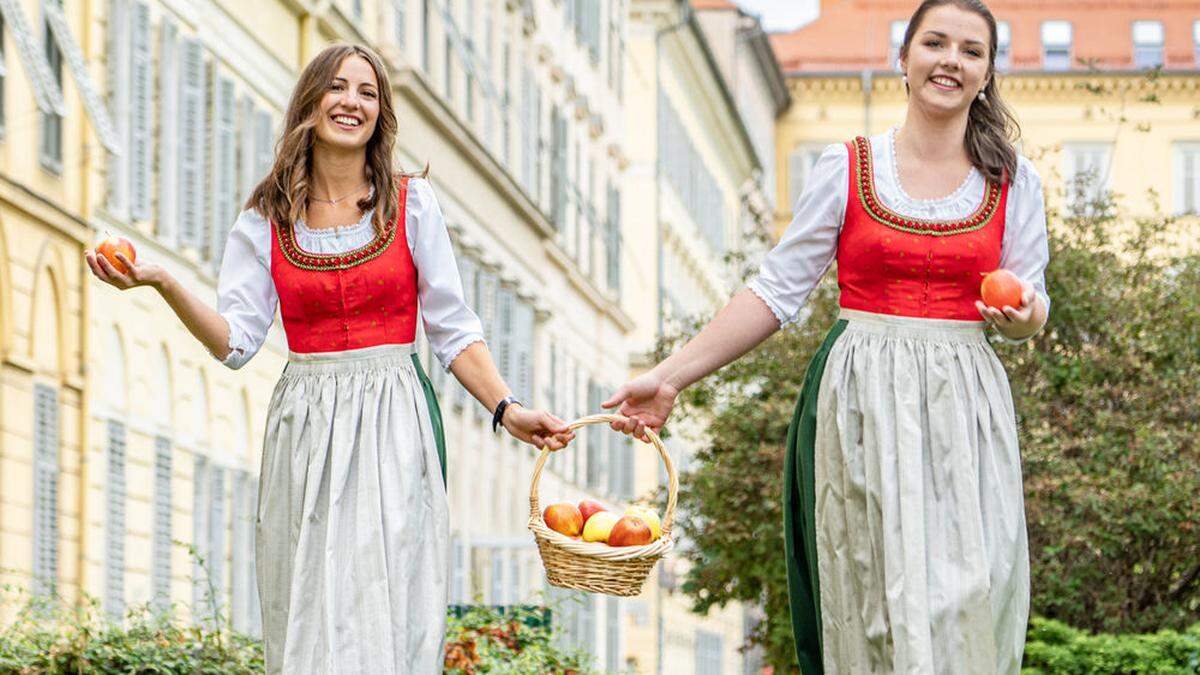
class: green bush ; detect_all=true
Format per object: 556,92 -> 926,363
443,603 -> 597,674
1022,617 -> 1200,674
0,587 -> 263,674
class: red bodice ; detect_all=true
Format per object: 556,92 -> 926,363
270,178 -> 419,353
836,137 -> 1009,320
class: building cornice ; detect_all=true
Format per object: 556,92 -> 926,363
787,70 -> 1200,96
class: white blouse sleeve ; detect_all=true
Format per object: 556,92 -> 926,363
406,178 -> 486,370
215,209 -> 278,370
747,143 -> 848,326
999,156 -> 1052,339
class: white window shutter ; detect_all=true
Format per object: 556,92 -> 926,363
33,384 -> 60,598
178,38 -> 204,251
0,0 -> 65,115
208,467 -> 227,621
157,18 -> 179,244
105,0 -> 130,218
192,455 -> 209,615
231,470 -> 249,631
254,109 -> 274,181
210,75 -> 236,272
105,421 -> 127,619
130,1 -> 152,219
237,96 -> 255,203
43,0 -> 118,150
152,436 -> 172,611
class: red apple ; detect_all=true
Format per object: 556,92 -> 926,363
96,235 -> 137,276
578,499 -> 606,524
607,515 -> 653,547
543,503 -> 583,537
980,269 -> 1023,310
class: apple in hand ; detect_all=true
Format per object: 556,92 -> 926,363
608,515 -> 654,547
625,506 -> 662,541
980,269 -> 1023,310
96,234 -> 137,275
543,503 -> 584,537
579,499 -> 606,523
582,511 -> 618,543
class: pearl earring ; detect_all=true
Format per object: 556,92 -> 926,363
902,74 -> 908,85
977,91 -> 986,102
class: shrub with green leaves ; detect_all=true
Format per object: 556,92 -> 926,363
443,603 -> 597,674
1022,617 -> 1200,674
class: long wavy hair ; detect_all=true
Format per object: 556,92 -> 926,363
245,43 -> 421,235
899,0 -> 1021,184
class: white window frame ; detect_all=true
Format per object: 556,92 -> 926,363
152,436 -> 172,611
995,21 -> 1011,71
787,144 -> 827,211
1041,20 -> 1072,71
1132,20 -> 1164,69
1062,142 -> 1112,215
888,20 -> 907,71
105,420 -> 127,619
1172,142 -> 1200,215
32,383 -> 60,599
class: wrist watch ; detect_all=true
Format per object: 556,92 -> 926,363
491,396 -> 522,433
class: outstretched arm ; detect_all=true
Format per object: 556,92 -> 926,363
601,288 -> 781,440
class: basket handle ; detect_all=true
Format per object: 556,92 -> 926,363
528,414 -> 678,539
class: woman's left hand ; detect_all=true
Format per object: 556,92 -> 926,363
501,405 -> 576,451
975,280 -> 1041,340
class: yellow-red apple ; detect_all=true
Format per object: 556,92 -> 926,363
578,499 -> 606,523
608,515 -> 653,547
543,503 -> 583,537
582,511 -> 618,543
625,506 -> 662,541
980,269 -> 1023,310
97,234 -> 137,276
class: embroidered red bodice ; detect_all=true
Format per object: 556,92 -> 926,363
836,137 -> 1009,320
270,177 -> 420,353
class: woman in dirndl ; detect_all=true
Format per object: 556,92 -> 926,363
85,44 -> 574,674
603,1 -> 1048,672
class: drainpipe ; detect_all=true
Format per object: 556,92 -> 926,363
654,7 -> 691,674
861,69 -> 873,137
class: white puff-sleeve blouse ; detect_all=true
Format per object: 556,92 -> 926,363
748,128 -> 1051,337
214,178 -> 485,371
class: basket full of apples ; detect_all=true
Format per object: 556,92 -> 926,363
528,414 -> 678,597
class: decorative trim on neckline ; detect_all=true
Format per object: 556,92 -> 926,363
275,220 -> 396,271
853,136 -> 1001,236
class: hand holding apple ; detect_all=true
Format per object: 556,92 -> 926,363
85,235 -> 165,291
975,269 -> 1044,341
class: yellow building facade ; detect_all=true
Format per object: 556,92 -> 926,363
776,71 -> 1200,254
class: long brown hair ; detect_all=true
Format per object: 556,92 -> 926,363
245,43 -> 419,235
899,0 -> 1020,184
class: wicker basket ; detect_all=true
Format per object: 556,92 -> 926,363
528,414 -> 678,597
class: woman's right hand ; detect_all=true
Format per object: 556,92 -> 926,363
85,249 -> 166,291
601,370 -> 680,442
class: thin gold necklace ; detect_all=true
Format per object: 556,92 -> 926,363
309,180 -> 369,206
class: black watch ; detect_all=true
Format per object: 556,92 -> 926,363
491,396 -> 522,433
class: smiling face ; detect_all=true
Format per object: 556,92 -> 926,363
313,54 -> 380,152
900,3 -> 993,117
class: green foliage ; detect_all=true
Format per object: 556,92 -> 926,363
1021,617 -> 1200,674
0,586 -> 263,674
443,603 -> 597,674
659,186 -> 1200,669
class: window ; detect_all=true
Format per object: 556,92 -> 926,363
586,382 -> 604,490
551,108 -> 568,230
1132,21 -> 1164,69
1173,142 -> 1200,215
192,456 -> 209,616
422,0 -> 431,72
158,18 -> 180,244
995,21 -> 1011,71
606,182 -> 621,296
1041,21 -> 1072,71
106,0 -> 152,220
450,535 -> 468,603
489,550 -> 506,604
0,15 -> 6,133
153,437 -> 172,611
40,9 -> 64,172
394,0 -> 406,51
605,596 -> 621,671
179,38 -> 206,254
1063,142 -> 1112,215
210,75 -> 237,270
696,629 -> 724,675
106,421 -> 127,618
787,145 -> 826,210
888,20 -> 907,71
33,384 -> 60,599
1194,21 -> 1200,67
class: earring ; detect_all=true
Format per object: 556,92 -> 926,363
902,74 -> 908,85
977,91 -> 987,102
